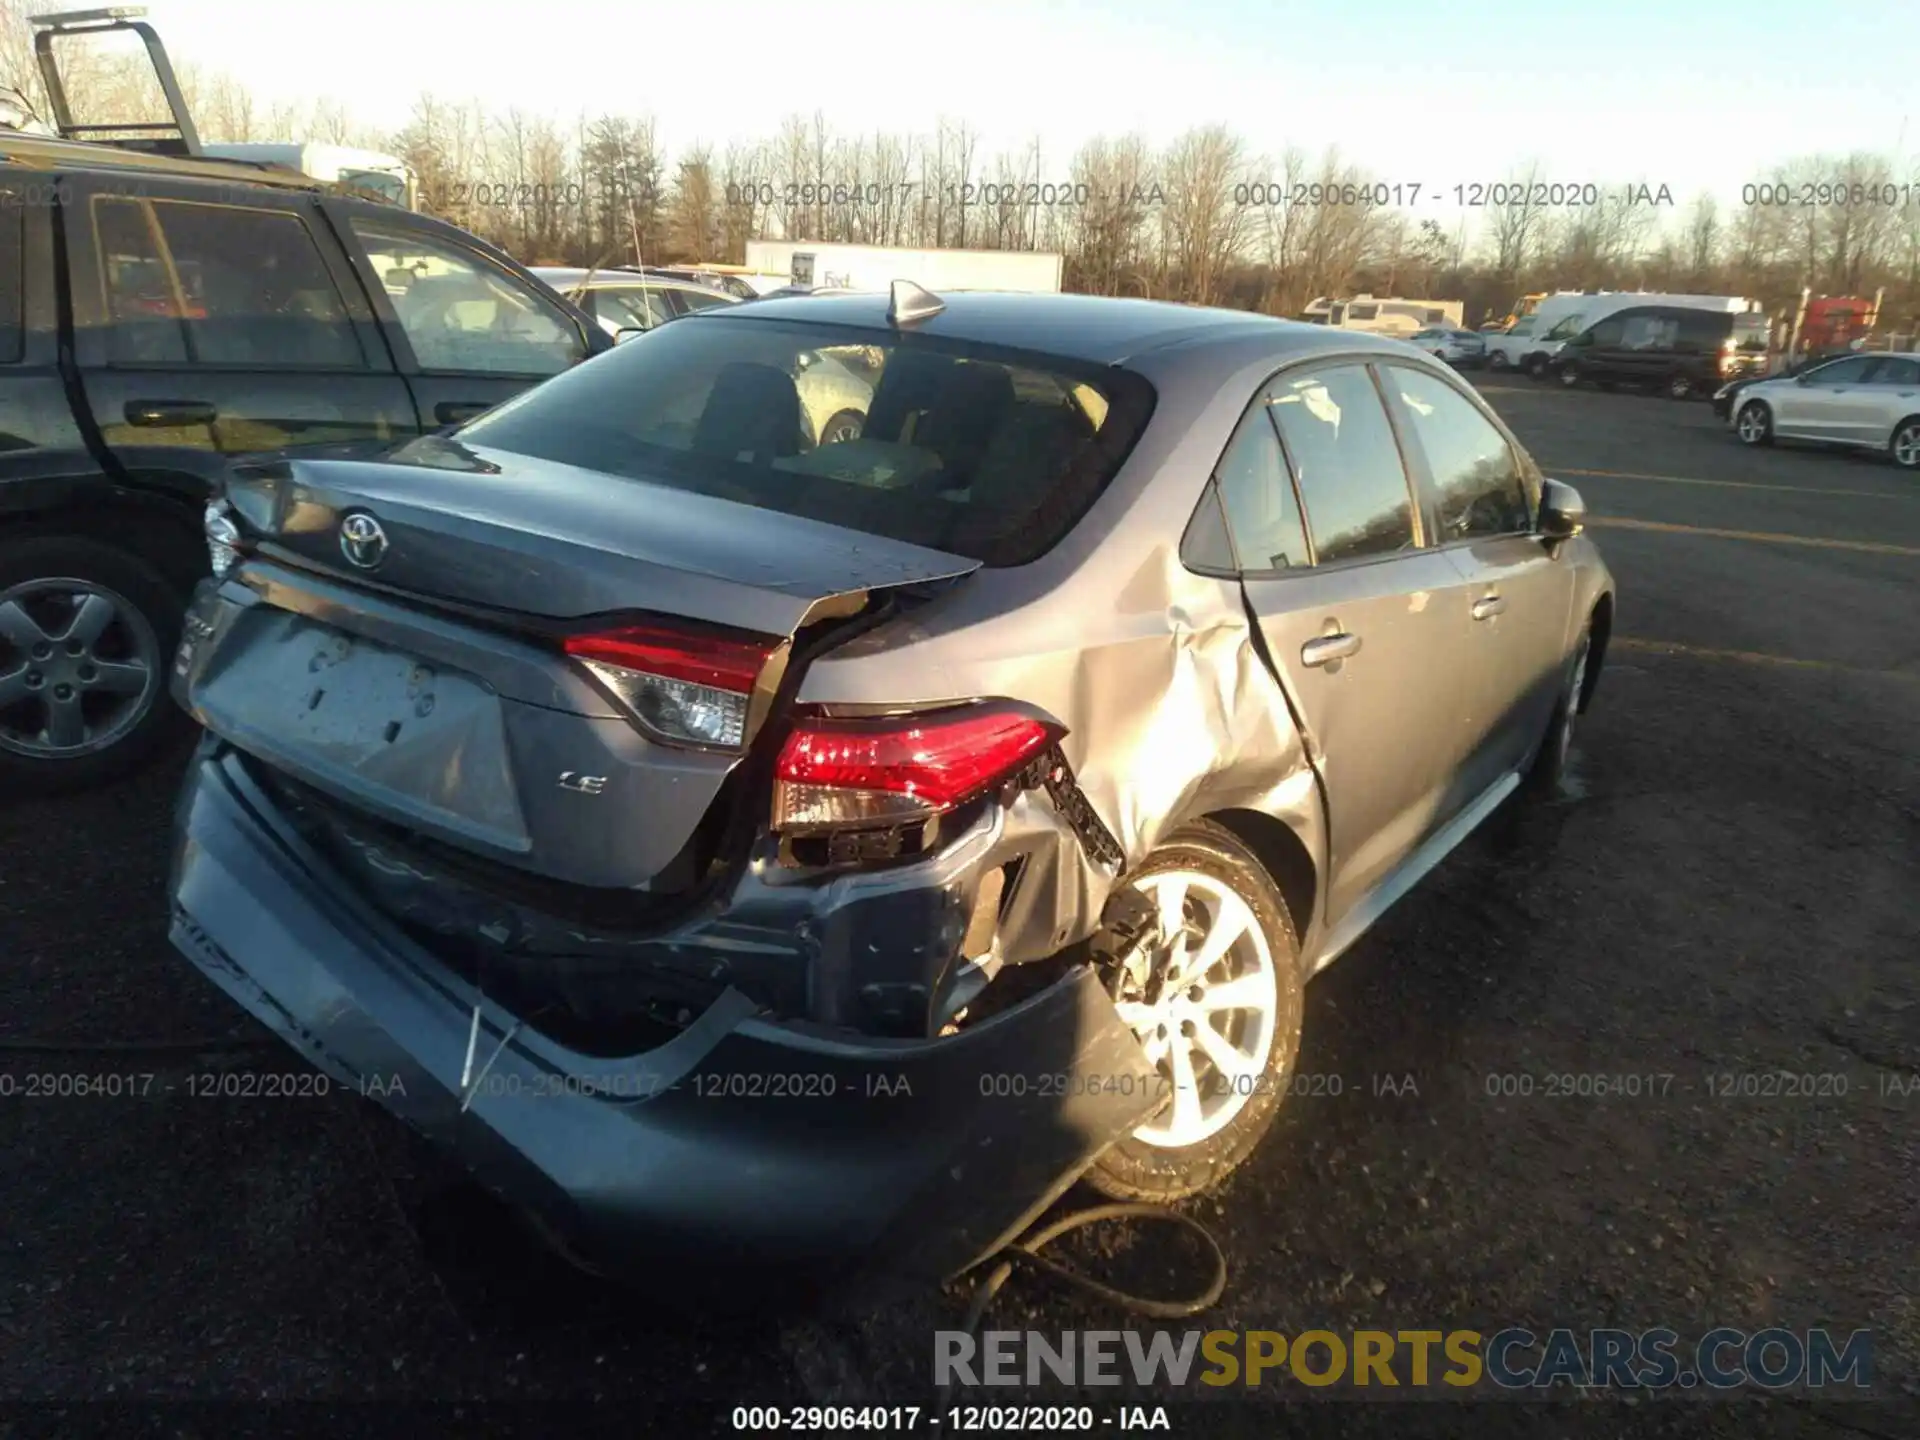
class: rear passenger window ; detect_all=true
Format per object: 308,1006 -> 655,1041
97,199 -> 187,364
1387,367 -> 1532,540
1267,365 -> 1416,564
1872,358 -> 1920,385
1211,397 -> 1309,571
97,198 -> 362,368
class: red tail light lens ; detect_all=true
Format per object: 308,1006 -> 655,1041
773,704 -> 1062,831
563,623 -> 775,750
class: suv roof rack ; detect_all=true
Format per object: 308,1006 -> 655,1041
29,7 -> 202,158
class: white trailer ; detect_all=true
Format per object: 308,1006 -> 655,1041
744,242 -> 1063,294
1301,294 -> 1464,337
199,142 -> 418,209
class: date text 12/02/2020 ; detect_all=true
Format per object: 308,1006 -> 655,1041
722,180 -> 1681,210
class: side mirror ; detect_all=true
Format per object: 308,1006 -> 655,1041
614,326 -> 646,345
1538,478 -> 1586,541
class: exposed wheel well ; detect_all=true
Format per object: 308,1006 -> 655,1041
1583,593 -> 1613,712
1205,807 -> 1317,948
1893,413 -> 1920,441
0,490 -> 204,594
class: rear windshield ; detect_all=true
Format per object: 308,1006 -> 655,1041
1733,313 -> 1770,351
454,314 -> 1153,566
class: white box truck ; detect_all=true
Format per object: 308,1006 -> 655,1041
744,242 -> 1064,294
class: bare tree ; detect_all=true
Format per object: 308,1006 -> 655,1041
1157,126 -> 1248,304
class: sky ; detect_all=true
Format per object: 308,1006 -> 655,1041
136,0 -> 1906,214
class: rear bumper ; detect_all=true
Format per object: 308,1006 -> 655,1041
169,745 -> 1158,1296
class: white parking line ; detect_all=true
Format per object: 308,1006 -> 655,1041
1585,515 -> 1920,557
1546,466 -> 1916,502
1614,637 -> 1920,684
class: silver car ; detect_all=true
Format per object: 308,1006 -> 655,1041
168,287 -> 1614,1288
1409,325 -> 1487,368
1727,351 -> 1920,469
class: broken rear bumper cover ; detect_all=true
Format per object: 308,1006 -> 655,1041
168,746 -> 1158,1291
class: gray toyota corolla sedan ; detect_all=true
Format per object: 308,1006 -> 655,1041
169,285 -> 1613,1292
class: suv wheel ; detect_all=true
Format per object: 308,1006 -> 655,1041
1086,821 -> 1304,1204
1525,353 -> 1548,379
0,536 -> 187,795
1736,400 -> 1774,447
1891,417 -> 1920,470
1558,363 -> 1581,388
1489,351 -> 1511,372
1528,626 -> 1592,795
1666,372 -> 1694,400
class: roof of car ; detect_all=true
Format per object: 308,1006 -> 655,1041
696,290 -> 1413,365
0,131 -> 320,192
532,266 -> 736,295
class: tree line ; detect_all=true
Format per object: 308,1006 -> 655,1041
2,6 -> 1914,329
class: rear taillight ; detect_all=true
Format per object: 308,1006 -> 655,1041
772,704 -> 1063,832
563,623 -> 776,750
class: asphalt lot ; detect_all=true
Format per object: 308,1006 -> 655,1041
2,380 -> 1916,1434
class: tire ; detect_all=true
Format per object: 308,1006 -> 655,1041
1526,625 -> 1591,796
0,535 -> 189,796
1890,416 -> 1920,471
816,409 -> 864,447
1489,351 -> 1511,372
1525,353 -> 1548,379
1666,372 -> 1694,401
1557,364 -> 1581,388
1085,820 -> 1304,1204
1735,400 -> 1774,447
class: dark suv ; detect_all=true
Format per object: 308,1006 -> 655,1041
0,134 -> 607,792
1549,305 -> 1771,400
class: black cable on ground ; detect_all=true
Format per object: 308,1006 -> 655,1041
959,1200 -> 1228,1336
935,1201 -> 1226,1413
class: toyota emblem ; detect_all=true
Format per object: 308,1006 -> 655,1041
339,512 -> 388,569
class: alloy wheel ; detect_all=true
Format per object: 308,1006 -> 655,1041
1893,421 -> 1920,469
1737,403 -> 1771,445
1556,639 -> 1589,769
0,578 -> 160,758
1112,868 -> 1280,1149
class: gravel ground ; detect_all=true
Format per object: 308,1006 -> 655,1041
1,380 -> 1914,1435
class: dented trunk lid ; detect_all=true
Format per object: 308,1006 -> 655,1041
178,441 -> 980,892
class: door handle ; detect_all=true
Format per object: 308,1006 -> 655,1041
1471,594 -> 1507,621
125,400 -> 216,427
1300,632 -> 1361,667
434,400 -> 491,426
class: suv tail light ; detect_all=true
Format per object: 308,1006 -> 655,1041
563,623 -> 777,750
773,703 -> 1063,832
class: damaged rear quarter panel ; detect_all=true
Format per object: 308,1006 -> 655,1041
796,334 -> 1332,967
